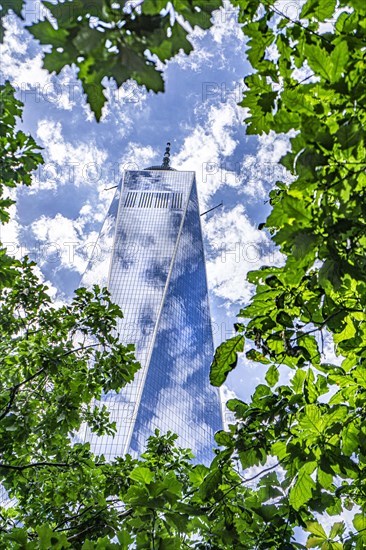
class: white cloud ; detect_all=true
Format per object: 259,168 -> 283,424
209,3 -> 244,46
1,20 -> 49,87
257,130 -> 292,163
0,17 -> 79,113
169,1 -> 246,75
234,131 -> 295,202
0,207 -> 21,253
118,143 -> 157,171
31,214 -> 86,273
207,102 -> 239,156
102,81 -> 148,131
221,384 -> 237,403
35,118 -> 109,195
31,262 -> 59,301
175,101 -> 243,207
30,212 -> 112,277
204,204 -> 280,305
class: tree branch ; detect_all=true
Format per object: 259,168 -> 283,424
0,461 -> 77,471
207,461 -> 282,515
0,387 -> 17,422
1,367 -> 46,397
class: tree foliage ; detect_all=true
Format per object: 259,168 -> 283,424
0,84 -> 140,547
1,0 -> 366,546
1,0 -> 221,120
211,0 -> 366,546
0,81 -> 43,287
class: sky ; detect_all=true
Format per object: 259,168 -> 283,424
0,1 -> 293,405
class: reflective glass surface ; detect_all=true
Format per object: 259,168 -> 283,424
82,170 -> 222,463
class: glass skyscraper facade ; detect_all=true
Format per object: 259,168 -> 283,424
81,164 -> 222,464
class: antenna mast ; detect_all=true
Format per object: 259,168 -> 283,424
162,142 -> 171,168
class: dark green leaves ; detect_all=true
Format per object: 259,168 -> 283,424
210,0 -> 365,542
0,83 -> 43,288
0,82 -> 43,198
301,0 -> 337,21
24,0 -> 222,119
330,41 -> 349,82
246,348 -> 270,364
199,468 -> 222,500
170,0 -> 222,30
29,20 -> 68,47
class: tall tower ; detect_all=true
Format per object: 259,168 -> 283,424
82,145 -> 222,464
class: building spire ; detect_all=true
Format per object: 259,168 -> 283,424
144,141 -> 175,170
162,142 -> 171,168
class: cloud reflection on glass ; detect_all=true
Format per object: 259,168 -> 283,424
81,169 -> 222,464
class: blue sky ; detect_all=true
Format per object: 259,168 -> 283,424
0,2 -> 292,404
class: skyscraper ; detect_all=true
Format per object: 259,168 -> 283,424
82,145 -> 222,464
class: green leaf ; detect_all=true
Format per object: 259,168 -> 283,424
353,513 -> 366,532
226,398 -> 248,418
265,364 -> 279,387
276,310 -> 293,328
300,0 -> 336,21
291,231 -> 317,265
319,259 -> 342,291
291,369 -> 306,394
304,44 -> 333,81
272,440 -> 288,461
329,521 -> 345,538
317,467 -> 333,490
306,522 -> 327,538
267,193 -> 312,227
258,91 -> 277,113
274,109 -> 301,132
124,485 -> 150,506
117,529 -> 133,547
215,430 -> 233,447
142,0 -> 169,14
79,71 -> 107,122
329,41 -> 349,82
333,317 -> 356,344
4,529 -> 28,545
199,468 -> 222,500
29,20 -> 68,48
304,368 -> 318,403
281,89 -> 315,116
129,466 -> 154,484
290,469 -> 316,510
299,404 -> 324,436
210,335 -> 244,386
342,422 -> 359,455
189,464 -> 209,487
73,27 -> 102,55
246,348 -> 271,364
306,537 -> 324,549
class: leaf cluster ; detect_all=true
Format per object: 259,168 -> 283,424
4,0 -> 221,119
0,82 -> 44,286
209,0 -> 366,546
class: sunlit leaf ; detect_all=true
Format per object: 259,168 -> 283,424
210,335 -> 244,386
